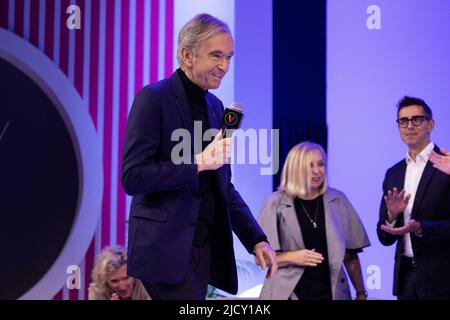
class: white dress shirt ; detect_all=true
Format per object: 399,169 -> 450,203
401,142 -> 434,257
385,142 -> 434,257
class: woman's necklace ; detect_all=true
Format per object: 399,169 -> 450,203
299,197 -> 319,229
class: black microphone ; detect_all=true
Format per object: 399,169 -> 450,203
221,103 -> 243,138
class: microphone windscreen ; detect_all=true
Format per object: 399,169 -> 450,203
228,102 -> 243,113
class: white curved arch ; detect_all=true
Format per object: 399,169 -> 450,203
0,28 -> 103,299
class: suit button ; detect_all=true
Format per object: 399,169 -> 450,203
340,278 -> 345,284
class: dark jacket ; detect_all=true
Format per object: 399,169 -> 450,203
377,145 -> 450,297
121,71 -> 266,294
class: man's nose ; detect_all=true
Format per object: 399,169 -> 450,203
217,58 -> 229,72
406,119 -> 416,129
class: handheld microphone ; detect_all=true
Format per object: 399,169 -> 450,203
221,103 -> 243,138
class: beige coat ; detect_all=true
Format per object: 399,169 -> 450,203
258,188 -> 370,300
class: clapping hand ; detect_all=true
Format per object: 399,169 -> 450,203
384,187 -> 410,222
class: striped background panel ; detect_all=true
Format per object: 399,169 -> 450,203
0,0 -> 174,300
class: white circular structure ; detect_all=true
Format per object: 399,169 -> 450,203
0,28 -> 103,299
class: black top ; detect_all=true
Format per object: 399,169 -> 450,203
293,195 -> 332,300
177,68 -> 208,123
178,68 -> 216,245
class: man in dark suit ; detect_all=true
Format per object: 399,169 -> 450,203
121,13 -> 277,300
377,96 -> 450,299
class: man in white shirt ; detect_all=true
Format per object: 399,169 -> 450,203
377,96 -> 450,300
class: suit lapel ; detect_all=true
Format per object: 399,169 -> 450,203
411,160 -> 436,219
205,94 -> 220,130
279,195 -> 305,249
390,161 -> 407,226
395,160 -> 407,190
323,191 -> 345,298
324,192 -> 345,264
170,72 -> 195,145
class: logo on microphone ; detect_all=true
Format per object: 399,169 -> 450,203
224,111 -> 238,126
221,107 -> 242,130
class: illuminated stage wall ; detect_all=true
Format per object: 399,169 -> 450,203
327,0 -> 450,299
1,0 -> 177,300
2,0 -> 449,300
0,0 -> 272,299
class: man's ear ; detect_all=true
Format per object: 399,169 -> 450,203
181,47 -> 193,67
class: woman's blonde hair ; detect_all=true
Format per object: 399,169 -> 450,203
278,141 -> 327,198
91,246 -> 128,296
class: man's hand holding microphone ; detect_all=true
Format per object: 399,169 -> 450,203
195,130 -> 233,172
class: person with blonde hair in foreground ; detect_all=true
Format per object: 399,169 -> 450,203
88,246 -> 150,300
258,141 -> 370,300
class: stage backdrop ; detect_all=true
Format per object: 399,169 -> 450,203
327,0 -> 450,299
0,0 -> 272,299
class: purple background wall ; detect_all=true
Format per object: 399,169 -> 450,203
327,0 -> 450,299
0,0 -> 272,299
0,0 -> 175,299
233,0 -> 273,294
2,0 -> 450,300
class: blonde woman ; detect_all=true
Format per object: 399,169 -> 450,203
258,142 -> 370,300
88,246 -> 150,300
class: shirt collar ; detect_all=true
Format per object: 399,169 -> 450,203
406,142 -> 434,164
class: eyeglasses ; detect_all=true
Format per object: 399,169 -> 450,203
396,115 -> 430,128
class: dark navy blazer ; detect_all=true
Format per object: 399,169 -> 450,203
121,71 -> 266,294
377,145 -> 450,297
